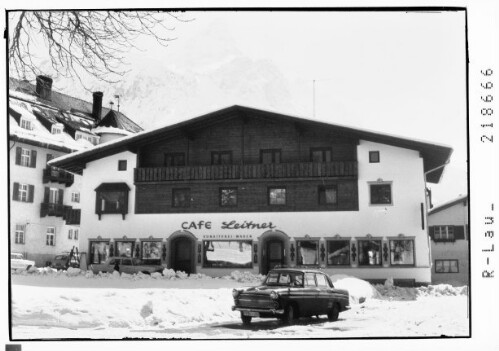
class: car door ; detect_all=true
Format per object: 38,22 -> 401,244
315,273 -> 332,314
303,272 -> 320,316
121,258 -> 133,274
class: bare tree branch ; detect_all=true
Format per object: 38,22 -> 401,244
8,10 -> 192,87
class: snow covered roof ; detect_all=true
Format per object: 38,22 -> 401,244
49,105 -> 453,183
428,194 -> 468,215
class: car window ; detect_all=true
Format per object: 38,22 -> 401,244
132,258 -> 142,265
304,272 -> 317,287
122,258 -> 132,265
316,274 -> 329,287
265,272 -> 279,285
109,259 -> 117,265
279,273 -> 291,284
292,273 -> 304,287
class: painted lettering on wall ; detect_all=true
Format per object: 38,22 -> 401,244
181,220 -> 276,231
182,221 -> 212,230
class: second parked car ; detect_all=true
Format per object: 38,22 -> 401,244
89,257 -> 164,275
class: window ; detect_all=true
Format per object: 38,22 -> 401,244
142,241 -> 161,260
310,148 -> 332,162
297,240 -> 319,266
48,187 -> 59,204
95,183 -> 130,219
46,227 -> 55,246
435,259 -> 459,273
211,151 -> 232,165
173,188 -> 191,208
13,183 -> 34,203
358,239 -> 382,266
21,118 -> 32,130
15,147 -> 36,168
68,229 -> 73,239
71,192 -> 80,203
220,187 -> 237,207
268,187 -> 286,205
164,153 -> 185,167
21,148 -> 31,167
433,226 -> 455,242
260,149 -> 281,164
389,239 -> 415,265
118,160 -> 127,171
51,125 -> 62,134
370,183 -> 392,205
369,151 -> 380,163
265,271 -> 303,287
18,184 -> 29,202
327,240 -> 350,266
74,229 -> 79,240
90,241 -> 110,264
203,241 -> 252,268
319,185 -> 338,205
15,224 -> 25,244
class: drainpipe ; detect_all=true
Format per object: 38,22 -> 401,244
423,160 -> 450,270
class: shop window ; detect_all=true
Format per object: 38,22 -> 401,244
203,240 -> 252,268
118,160 -> 127,171
95,183 -> 130,219
260,149 -> 281,164
435,259 -> 459,273
327,240 -> 350,266
15,224 -> 25,244
370,183 -> 392,205
220,187 -> 237,207
369,151 -> 380,163
46,227 -> 55,246
319,185 -> 338,205
211,151 -> 232,165
310,147 -> 332,162
268,187 -> 286,205
433,226 -> 455,242
115,241 -> 134,258
389,239 -> 415,266
173,188 -> 191,208
90,241 -> 110,263
142,241 -> 162,261
297,240 -> 319,266
357,239 -> 382,266
164,153 -> 186,167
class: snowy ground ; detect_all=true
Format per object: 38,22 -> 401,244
10,268 -> 469,340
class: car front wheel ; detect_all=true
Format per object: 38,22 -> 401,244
282,304 -> 297,324
241,314 -> 252,325
327,303 -> 340,322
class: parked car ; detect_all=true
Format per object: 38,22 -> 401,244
89,257 -> 164,275
232,268 -> 350,325
51,253 -> 80,270
11,253 -> 35,271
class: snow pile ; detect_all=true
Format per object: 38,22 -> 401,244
330,274 -> 381,304
417,284 -> 468,297
374,279 -> 468,300
228,270 -> 266,283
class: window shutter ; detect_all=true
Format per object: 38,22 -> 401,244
28,185 -> 35,202
15,147 -> 22,165
30,150 -> 37,168
454,226 -> 465,240
13,182 -> 19,201
53,228 -> 56,246
429,226 -> 435,240
44,187 -> 50,202
58,189 -> 64,204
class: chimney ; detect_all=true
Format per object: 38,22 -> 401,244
92,91 -> 103,120
35,75 -> 53,101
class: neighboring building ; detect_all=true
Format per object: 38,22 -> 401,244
50,105 -> 452,285
9,75 -> 142,266
428,195 -> 469,285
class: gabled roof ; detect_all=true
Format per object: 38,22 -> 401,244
9,78 -> 143,135
96,110 -> 143,133
49,105 -> 453,183
428,194 -> 468,215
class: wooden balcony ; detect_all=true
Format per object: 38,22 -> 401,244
40,203 -> 68,218
135,161 -> 357,183
64,208 -> 81,225
43,167 -> 74,187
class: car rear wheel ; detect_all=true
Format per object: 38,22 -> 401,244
327,303 -> 340,322
282,304 -> 297,324
241,314 -> 252,325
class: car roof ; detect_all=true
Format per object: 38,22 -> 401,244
269,268 -> 328,274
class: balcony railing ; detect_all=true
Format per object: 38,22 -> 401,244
135,161 -> 357,183
64,208 -> 81,225
43,167 -> 74,187
40,203 -> 68,218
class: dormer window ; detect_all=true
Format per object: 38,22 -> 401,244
51,124 -> 63,134
20,118 -> 33,130
75,132 -> 99,145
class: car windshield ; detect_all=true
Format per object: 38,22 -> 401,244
264,271 -> 304,287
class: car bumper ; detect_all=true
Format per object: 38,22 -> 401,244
232,306 -> 285,315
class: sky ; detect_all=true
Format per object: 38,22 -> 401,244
53,10 -> 468,204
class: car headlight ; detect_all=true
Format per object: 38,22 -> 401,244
232,289 -> 241,298
270,291 -> 279,300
